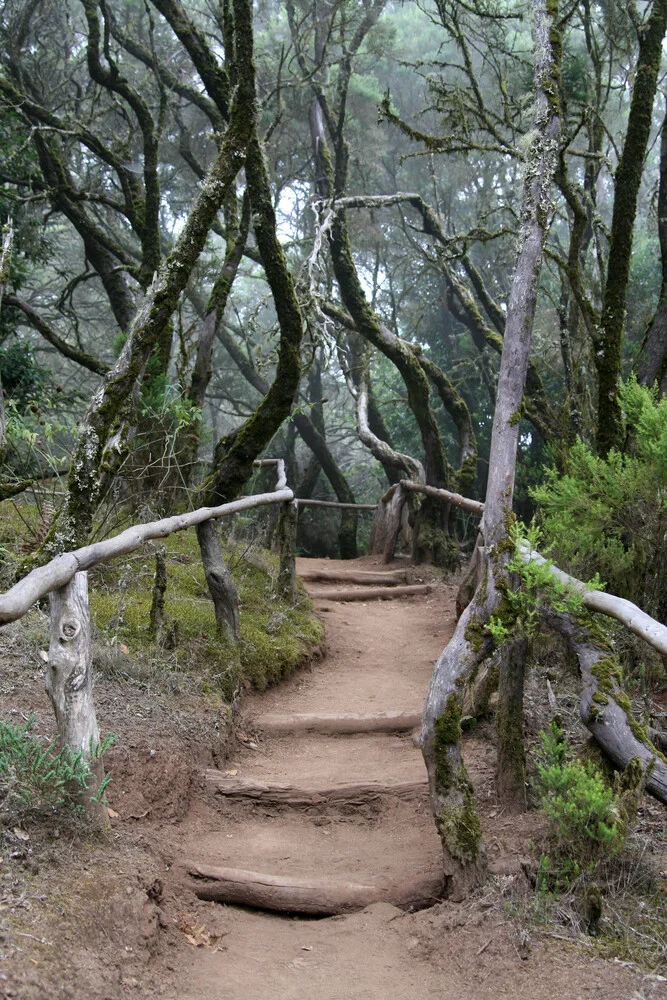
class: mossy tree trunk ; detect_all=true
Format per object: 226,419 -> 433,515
636,97 -> 667,394
421,0 -> 561,897
39,3 -> 255,554
495,635 -> 528,810
196,520 -> 240,644
595,0 -> 667,454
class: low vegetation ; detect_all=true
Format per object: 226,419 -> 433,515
90,527 -> 323,700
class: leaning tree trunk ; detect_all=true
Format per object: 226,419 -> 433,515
420,0 -> 562,899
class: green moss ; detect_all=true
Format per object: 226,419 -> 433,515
90,530 -> 323,699
433,695 -> 462,794
464,614 -> 487,653
435,762 -> 482,863
589,656 -> 666,762
590,656 -> 623,703
509,398 -> 526,426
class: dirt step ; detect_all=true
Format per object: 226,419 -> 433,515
206,771 -> 428,806
250,711 -> 422,735
188,863 -> 443,915
311,584 -> 432,602
298,569 -> 409,586
227,732 -> 425,788
181,805 -> 441,905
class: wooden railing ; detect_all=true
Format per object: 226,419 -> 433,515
385,478 -> 667,659
0,460 -> 297,806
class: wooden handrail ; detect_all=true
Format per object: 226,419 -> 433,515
397,478 -> 667,659
0,462 -> 292,626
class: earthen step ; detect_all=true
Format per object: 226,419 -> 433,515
206,770 -> 428,805
251,711 -> 422,735
312,584 -> 432,602
299,569 -> 409,586
188,863 -> 443,915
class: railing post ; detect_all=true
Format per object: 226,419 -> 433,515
276,499 -> 298,602
47,571 -> 108,826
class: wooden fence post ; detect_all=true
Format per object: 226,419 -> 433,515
277,499 -> 298,602
47,571 -> 108,826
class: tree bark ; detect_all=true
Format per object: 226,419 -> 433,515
47,572 -> 107,825
495,636 -> 528,811
421,0 -> 561,897
196,520 -> 239,643
596,0 -> 667,453
276,499 -> 298,602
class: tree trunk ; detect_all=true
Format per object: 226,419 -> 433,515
495,636 -> 528,810
276,499 -> 298,602
196,520 -> 240,643
149,547 -> 167,639
47,572 -> 107,826
421,0 -> 561,897
596,0 -> 667,453
369,484 -> 409,562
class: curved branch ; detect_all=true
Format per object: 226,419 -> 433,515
3,295 -> 109,376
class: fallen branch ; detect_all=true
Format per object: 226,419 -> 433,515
299,568 -> 409,585
250,711 -> 422,735
206,771 -> 428,805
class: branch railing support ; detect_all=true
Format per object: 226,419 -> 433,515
277,499 -> 298,602
47,571 -> 108,826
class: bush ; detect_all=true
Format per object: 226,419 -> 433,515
0,717 -> 114,821
534,721 -> 621,860
530,378 -> 667,625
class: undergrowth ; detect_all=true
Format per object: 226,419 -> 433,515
516,720 -> 667,972
89,529 -> 323,698
0,717 -> 115,823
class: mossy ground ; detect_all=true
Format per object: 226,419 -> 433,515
88,528 -> 323,700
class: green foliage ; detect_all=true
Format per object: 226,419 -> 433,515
0,717 -> 115,819
530,379 -> 667,622
483,520 -> 602,644
534,721 -> 621,859
0,339 -> 49,410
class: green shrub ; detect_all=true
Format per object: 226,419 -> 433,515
534,721 -> 620,859
0,717 -> 115,820
530,378 -> 667,625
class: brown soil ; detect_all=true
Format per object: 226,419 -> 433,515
0,556 -> 663,999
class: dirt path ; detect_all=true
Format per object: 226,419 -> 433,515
166,558 -> 648,1000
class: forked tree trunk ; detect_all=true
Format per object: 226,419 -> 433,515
420,0 -> 562,898
47,572 -> 107,826
369,483 -> 411,562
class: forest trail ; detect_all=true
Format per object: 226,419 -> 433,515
168,558 -> 648,1000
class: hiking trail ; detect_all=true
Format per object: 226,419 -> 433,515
166,557 -> 648,1000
